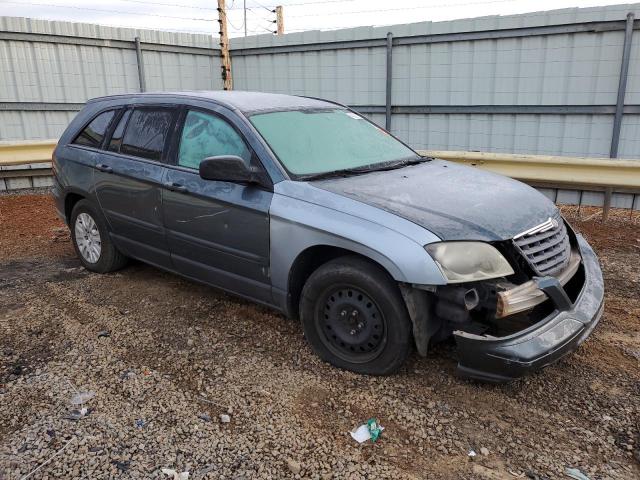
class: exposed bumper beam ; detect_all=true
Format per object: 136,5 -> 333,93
496,250 -> 581,318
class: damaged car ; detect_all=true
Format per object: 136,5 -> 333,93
53,91 -> 604,382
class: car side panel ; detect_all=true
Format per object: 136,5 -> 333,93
162,170 -> 273,303
52,145 -> 100,220
53,102 -> 112,221
93,150 -> 170,268
269,181 -> 447,312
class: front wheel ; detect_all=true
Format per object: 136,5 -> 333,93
300,256 -> 412,375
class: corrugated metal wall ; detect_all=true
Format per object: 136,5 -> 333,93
2,5 -> 640,160
0,17 -> 223,140
231,3 -> 640,159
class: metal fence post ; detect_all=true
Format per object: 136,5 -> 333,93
610,12 -> 634,158
134,37 -> 147,92
385,32 -> 393,131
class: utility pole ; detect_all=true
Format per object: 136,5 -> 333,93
275,5 -> 284,35
217,0 -> 232,90
243,0 -> 247,37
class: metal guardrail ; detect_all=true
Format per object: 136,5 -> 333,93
417,150 -> 640,191
0,140 -> 56,166
0,140 -> 55,190
1,141 -> 639,217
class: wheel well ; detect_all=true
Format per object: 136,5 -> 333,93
64,193 -> 84,224
286,245 -> 394,319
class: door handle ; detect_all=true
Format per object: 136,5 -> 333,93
96,163 -> 113,173
164,182 -> 188,193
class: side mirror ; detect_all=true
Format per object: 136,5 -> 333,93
199,155 -> 258,184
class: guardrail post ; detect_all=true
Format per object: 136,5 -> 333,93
603,187 -> 613,221
385,32 -> 393,131
134,37 -> 147,92
610,12 -> 634,158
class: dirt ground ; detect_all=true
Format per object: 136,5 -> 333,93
0,191 -> 639,480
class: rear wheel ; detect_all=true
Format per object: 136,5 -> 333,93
300,256 -> 412,375
70,200 -> 127,273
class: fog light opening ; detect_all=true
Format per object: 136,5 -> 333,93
464,288 -> 480,310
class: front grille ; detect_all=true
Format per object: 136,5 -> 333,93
513,216 -> 571,277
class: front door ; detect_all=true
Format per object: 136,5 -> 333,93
162,108 -> 273,303
94,106 -> 176,268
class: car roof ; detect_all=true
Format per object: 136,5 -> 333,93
88,90 -> 341,114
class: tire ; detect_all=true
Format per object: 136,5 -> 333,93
300,255 -> 412,375
69,199 -> 127,273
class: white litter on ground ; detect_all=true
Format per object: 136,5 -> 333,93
350,422 -> 384,443
161,468 -> 189,479
69,391 -> 95,405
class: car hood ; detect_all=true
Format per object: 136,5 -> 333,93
312,159 -> 558,241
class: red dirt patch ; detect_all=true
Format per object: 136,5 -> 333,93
0,194 -> 72,259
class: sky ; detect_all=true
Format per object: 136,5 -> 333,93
1,0 -> 633,37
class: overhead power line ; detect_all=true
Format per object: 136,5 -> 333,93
246,7 -> 275,24
109,0 -> 219,12
4,0 -> 216,22
220,7 -> 245,31
227,0 -> 358,10
288,0 -> 519,18
244,0 -> 275,13
6,15 -> 216,34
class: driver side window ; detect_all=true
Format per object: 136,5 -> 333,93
178,110 -> 251,169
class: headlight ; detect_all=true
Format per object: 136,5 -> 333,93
425,242 -> 514,283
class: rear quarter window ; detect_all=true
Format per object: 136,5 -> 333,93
73,110 -> 116,148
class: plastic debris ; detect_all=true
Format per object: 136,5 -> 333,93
135,419 -> 146,428
565,467 -> 591,480
198,413 -> 212,422
64,407 -> 89,421
468,449 -> 477,458
219,414 -> 231,423
69,391 -> 95,405
367,418 -> 382,442
161,468 -> 189,480
112,460 -> 130,472
350,418 -> 384,443
120,370 -> 136,380
97,330 -> 111,338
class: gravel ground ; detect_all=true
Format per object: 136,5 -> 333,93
0,192 -> 639,480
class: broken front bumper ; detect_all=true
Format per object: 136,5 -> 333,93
454,234 -> 604,383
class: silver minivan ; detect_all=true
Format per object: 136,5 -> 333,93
53,91 -> 604,382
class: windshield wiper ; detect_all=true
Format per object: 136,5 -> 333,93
301,155 -> 430,181
364,155 -> 431,172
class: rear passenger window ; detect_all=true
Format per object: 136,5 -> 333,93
107,109 -> 131,152
120,108 -> 173,161
73,110 -> 115,148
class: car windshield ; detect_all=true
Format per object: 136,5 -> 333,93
249,108 -> 420,178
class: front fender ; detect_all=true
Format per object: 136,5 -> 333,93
269,181 -> 447,304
